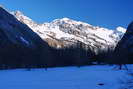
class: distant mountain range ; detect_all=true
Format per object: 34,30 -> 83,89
0,6 -> 132,69
12,11 -> 126,53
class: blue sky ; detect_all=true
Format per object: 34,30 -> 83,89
0,0 -> 133,29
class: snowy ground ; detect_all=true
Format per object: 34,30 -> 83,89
0,65 -> 132,89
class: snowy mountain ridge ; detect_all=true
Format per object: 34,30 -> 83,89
12,11 -> 126,53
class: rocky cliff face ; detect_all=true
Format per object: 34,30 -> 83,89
12,11 -> 126,53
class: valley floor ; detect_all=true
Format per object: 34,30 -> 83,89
0,65 -> 132,89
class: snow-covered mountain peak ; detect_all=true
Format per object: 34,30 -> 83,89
116,26 -> 126,33
14,10 -> 23,15
52,17 -> 92,27
59,17 -> 71,21
12,10 -> 38,28
12,11 -> 126,52
53,17 -> 73,22
13,11 -> 32,21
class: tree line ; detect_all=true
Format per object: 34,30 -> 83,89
0,40 -> 132,70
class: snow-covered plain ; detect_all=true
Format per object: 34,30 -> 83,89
0,65 -> 132,89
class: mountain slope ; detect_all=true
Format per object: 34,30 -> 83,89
13,11 -> 126,53
0,7 -> 50,68
114,21 -> 133,63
